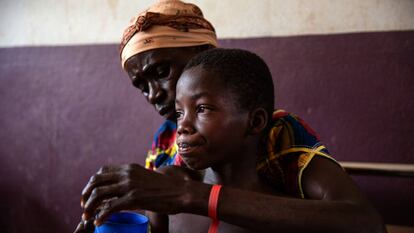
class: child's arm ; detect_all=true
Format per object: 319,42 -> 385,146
81,158 -> 385,233
146,166 -> 203,233
210,156 -> 386,233
146,211 -> 168,233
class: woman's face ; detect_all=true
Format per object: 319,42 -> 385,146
124,47 -> 204,120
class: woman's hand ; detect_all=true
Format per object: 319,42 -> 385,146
74,218 -> 94,233
80,164 -> 193,225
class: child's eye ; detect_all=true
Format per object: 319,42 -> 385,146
196,105 -> 212,114
175,110 -> 184,120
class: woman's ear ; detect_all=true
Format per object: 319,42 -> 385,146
247,108 -> 268,135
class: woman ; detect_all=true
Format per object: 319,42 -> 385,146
76,1 -> 385,232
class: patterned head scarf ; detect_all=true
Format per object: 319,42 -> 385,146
120,0 -> 218,69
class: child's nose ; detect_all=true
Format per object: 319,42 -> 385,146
177,115 -> 195,135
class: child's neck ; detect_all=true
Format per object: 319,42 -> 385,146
204,138 -> 266,191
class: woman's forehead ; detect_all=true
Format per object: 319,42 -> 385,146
125,48 -> 171,70
126,47 -> 200,70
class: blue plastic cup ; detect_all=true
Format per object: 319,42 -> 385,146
95,212 -> 149,233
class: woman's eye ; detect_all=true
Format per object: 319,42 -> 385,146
156,64 -> 170,79
133,79 -> 149,95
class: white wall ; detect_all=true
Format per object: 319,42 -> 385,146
1,0 -> 413,47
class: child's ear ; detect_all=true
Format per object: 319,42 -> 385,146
247,108 -> 268,135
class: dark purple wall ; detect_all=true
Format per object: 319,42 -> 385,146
0,45 -> 163,233
1,31 -> 413,232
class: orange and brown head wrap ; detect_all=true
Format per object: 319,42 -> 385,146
119,0 -> 218,69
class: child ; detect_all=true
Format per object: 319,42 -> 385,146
166,48 -> 281,232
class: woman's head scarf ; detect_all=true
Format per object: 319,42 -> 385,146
120,0 -> 218,69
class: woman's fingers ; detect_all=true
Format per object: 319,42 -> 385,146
80,163 -> 186,222
83,182 -> 126,220
81,172 -> 121,207
74,221 -> 84,233
97,165 -> 118,174
94,194 -> 135,226
74,218 -> 95,233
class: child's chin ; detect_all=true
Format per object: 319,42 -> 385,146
184,160 -> 208,171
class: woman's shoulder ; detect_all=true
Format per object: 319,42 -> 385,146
152,120 -> 177,146
271,109 -> 320,141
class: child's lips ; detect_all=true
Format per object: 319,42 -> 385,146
177,141 -> 202,155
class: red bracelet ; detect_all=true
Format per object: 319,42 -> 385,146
207,185 -> 222,233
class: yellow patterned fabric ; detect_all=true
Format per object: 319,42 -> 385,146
256,110 -> 337,198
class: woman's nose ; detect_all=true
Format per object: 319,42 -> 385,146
147,82 -> 164,105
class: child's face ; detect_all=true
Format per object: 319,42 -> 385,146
175,66 -> 250,170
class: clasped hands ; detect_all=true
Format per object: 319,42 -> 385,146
78,164 -> 189,228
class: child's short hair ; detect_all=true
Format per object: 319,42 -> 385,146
184,48 -> 275,124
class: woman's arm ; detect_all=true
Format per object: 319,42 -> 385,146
81,157 -> 385,233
